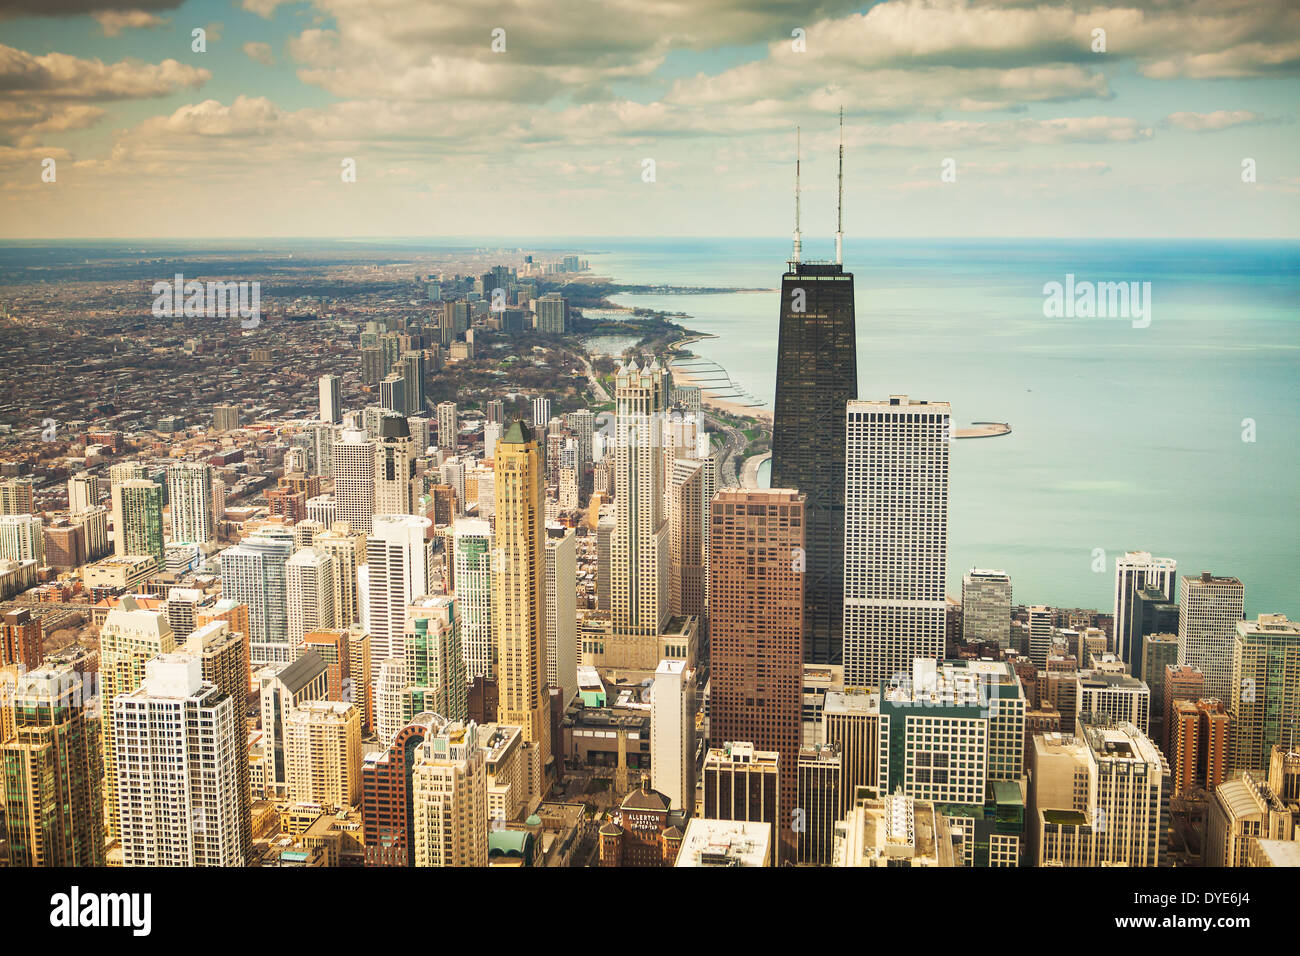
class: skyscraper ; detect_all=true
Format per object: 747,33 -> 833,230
1179,571 -> 1245,700
411,719 -> 488,867
114,653 -> 243,866
1113,551 -> 1177,667
453,517 -> 495,681
770,121 -> 856,667
315,524 -> 364,627
962,569 -> 1011,646
333,428 -> 376,534
667,458 -> 705,621
167,461 -> 214,545
286,547 -> 337,647
544,524 -> 577,706
608,360 -> 671,669
404,594 -> 468,725
283,701 -> 362,809
115,478 -> 164,563
842,396 -> 950,690
0,477 -> 35,516
1230,613 -> 1300,775
0,513 -> 43,565
437,401 -> 458,453
493,421 -> 551,790
100,595 -> 176,843
374,413 -> 419,516
319,373 -> 343,424
1,664 -> 104,867
709,488 -> 805,860
220,527 -> 295,666
67,471 -> 100,515
650,658 -> 695,814
182,620 -> 253,863
366,514 -> 434,685
530,396 -> 551,429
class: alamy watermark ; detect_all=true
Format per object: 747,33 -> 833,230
151,273 -> 261,328
1042,274 -> 1151,328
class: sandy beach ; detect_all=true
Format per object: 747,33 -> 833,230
667,334 -> 773,424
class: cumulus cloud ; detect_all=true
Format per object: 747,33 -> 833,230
92,10 -> 169,36
243,42 -> 275,66
0,45 -> 210,100
1163,110 -> 1268,131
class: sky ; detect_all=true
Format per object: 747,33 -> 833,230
1,0 -> 1297,239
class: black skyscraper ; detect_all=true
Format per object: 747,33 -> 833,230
771,261 -> 857,665
770,113 -> 857,665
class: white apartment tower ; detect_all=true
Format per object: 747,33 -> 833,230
286,547 -> 337,646
113,653 -> 243,866
453,517 -> 494,681
651,658 -> 696,814
319,373 -> 343,424
843,396 -> 950,690
167,461 -> 214,545
365,514 -> 434,687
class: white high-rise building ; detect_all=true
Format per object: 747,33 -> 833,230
962,569 -> 1011,646
374,414 -> 419,516
544,524 -> 577,705
651,659 -> 695,814
365,514 -> 433,688
1113,551 -> 1177,666
437,401 -> 458,453
219,527 -> 295,666
333,428 -> 375,534
319,373 -> 343,424
0,513 -> 43,565
531,396 -> 551,429
1028,605 -> 1054,667
483,421 -> 503,462
167,461 -> 214,545
609,360 -> 671,669
440,458 -> 466,516
843,396 -> 950,690
375,657 -> 407,745
453,517 -> 494,681
113,653 -> 243,867
1179,571 -> 1245,700
67,471 -> 100,514
286,547 -> 337,646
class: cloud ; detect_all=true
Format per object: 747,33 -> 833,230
243,42 -> 275,66
0,0 -> 181,17
0,45 -> 209,100
1163,109 -> 1268,131
92,10 -> 169,36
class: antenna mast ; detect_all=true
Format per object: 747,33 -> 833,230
793,126 -> 802,265
835,107 -> 844,265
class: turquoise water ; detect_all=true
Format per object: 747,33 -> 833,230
592,238 -> 1300,617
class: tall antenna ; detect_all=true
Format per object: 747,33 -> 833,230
792,126 -> 802,264
835,106 -> 844,265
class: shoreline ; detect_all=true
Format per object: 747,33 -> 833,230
665,338 -> 772,424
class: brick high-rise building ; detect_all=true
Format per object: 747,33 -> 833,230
708,488 -> 804,861
0,608 -> 42,672
362,714 -> 441,866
